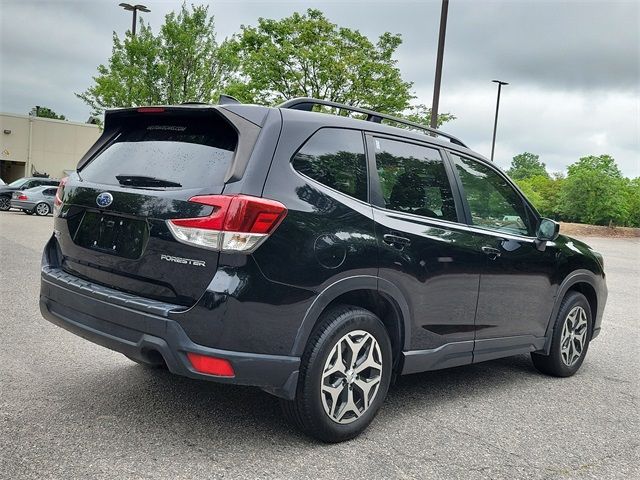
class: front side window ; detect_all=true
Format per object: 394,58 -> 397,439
291,128 -> 367,201
374,137 -> 457,222
452,154 -> 533,236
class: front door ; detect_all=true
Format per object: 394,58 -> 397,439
448,153 -> 558,362
368,135 -> 484,372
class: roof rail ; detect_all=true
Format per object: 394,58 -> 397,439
278,97 -> 467,148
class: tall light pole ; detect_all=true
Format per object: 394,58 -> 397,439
119,3 -> 150,37
490,80 -> 508,162
430,0 -> 449,130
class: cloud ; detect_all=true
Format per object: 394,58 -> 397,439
0,0 -> 638,176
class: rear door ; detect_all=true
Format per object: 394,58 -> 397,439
368,135 -> 484,365
55,108 -> 243,307
447,152 -> 558,360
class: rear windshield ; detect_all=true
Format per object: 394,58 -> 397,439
80,113 -> 237,189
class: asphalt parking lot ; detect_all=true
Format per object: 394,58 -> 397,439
1,210 -> 638,480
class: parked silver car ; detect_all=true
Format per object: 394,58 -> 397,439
10,185 -> 58,216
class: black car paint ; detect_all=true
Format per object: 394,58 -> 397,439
39,103 -> 607,399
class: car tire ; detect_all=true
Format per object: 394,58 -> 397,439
281,305 -> 392,443
0,196 -> 10,211
35,202 -> 51,216
531,291 -> 592,377
23,209 -> 34,215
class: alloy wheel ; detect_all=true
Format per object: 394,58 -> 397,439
0,197 -> 10,210
320,330 -> 383,424
36,203 -> 50,216
560,306 -> 588,367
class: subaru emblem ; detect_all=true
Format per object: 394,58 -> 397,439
96,192 -> 113,208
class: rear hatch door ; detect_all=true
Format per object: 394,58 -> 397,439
56,107 -> 245,307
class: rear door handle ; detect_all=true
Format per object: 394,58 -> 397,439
481,246 -> 501,260
383,234 -> 411,248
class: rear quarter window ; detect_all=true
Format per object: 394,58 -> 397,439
291,128 -> 367,201
80,113 -> 238,189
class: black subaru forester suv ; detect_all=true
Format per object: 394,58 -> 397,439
40,97 -> 607,442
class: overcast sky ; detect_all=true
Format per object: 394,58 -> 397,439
1,0 -> 638,176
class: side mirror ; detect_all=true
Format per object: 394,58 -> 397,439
535,218 -> 559,250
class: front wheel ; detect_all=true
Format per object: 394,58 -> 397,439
531,291 -> 592,377
35,202 -> 51,216
281,305 -> 392,442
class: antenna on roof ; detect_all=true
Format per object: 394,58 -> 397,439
218,95 -> 241,105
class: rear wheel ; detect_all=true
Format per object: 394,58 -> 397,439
281,305 -> 392,443
531,291 -> 592,377
35,202 -> 51,216
0,196 -> 10,211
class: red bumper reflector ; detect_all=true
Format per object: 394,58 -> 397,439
187,352 -> 235,377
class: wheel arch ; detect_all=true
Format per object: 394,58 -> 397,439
290,276 -> 411,366
542,270 -> 600,354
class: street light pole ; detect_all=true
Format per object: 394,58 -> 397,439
430,0 -> 449,130
119,3 -> 150,37
490,80 -> 508,162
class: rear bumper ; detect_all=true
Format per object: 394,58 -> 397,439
10,200 -> 36,210
40,266 -> 300,399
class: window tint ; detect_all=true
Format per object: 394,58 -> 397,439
374,138 -> 457,222
43,188 -> 57,196
81,114 -> 237,189
452,154 -> 533,236
292,128 -> 367,201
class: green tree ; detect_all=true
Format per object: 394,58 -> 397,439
559,154 -> 628,225
221,9 -> 414,114
514,178 -> 543,209
507,152 -> 549,180
29,106 -> 66,120
622,177 -> 640,227
515,173 -> 564,218
399,104 -> 456,129
77,4 -> 226,116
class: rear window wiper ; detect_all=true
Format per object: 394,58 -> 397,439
115,175 -> 182,188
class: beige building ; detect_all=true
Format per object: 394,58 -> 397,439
0,113 -> 101,183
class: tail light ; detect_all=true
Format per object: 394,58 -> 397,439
17,193 -> 28,200
167,194 -> 287,253
54,176 -> 68,216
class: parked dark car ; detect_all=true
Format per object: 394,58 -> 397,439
10,185 -> 57,216
0,176 -> 59,211
39,98 -> 607,442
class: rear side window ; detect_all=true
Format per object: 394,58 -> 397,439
291,128 -> 367,201
374,137 -> 457,222
81,114 -> 238,189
